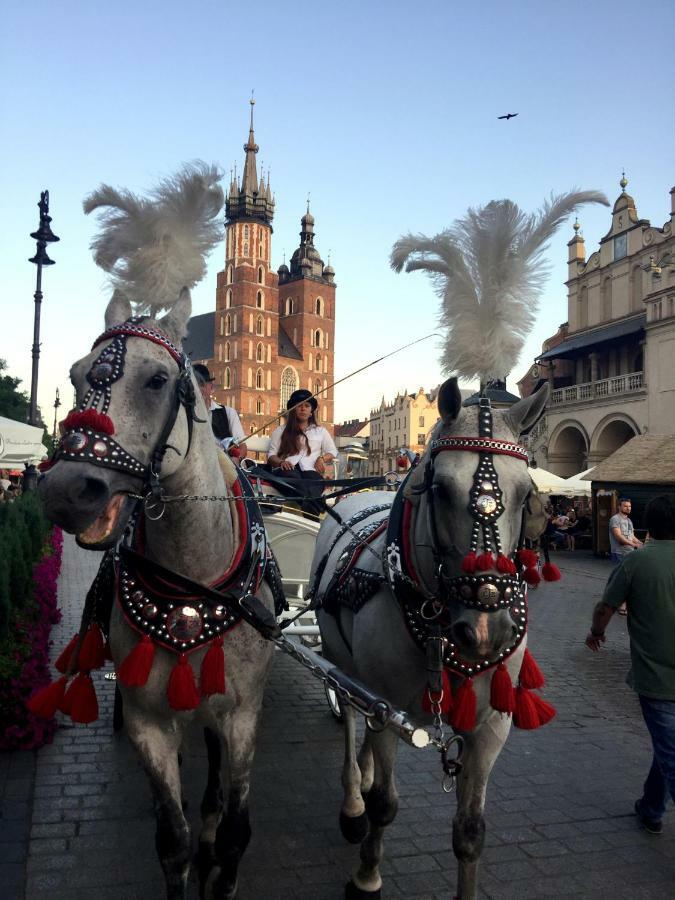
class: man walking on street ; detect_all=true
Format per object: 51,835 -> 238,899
586,494 -> 675,834
609,497 -> 642,615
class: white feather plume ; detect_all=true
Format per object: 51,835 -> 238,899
391,190 -> 609,383
83,162 -> 224,314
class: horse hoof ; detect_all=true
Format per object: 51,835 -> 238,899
339,810 -> 368,844
345,881 -> 381,899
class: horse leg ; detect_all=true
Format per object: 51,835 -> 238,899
347,728 -> 399,899
197,727 -> 225,897
453,715 -> 511,900
208,708 -> 259,900
339,704 -> 369,843
125,714 -> 191,900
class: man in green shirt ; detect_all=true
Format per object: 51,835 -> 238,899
585,494 -> 675,835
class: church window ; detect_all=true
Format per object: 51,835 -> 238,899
315,353 -> 322,372
266,345 -> 271,363
314,380 -> 321,398
256,290 -> 264,309
256,368 -> 264,389
224,367 -> 231,389
256,342 -> 264,362
280,367 -> 299,408
247,368 -> 252,387
226,265 -> 233,284
244,243 -> 249,256
250,423 -> 256,433
314,329 -> 322,348
256,397 -> 263,415
256,315 -> 264,336
258,266 -> 264,284
244,225 -> 249,238
233,313 -> 237,332
225,289 -> 232,309
225,314 -> 231,335
224,341 -> 230,362
219,315 -> 224,336
315,297 -> 323,316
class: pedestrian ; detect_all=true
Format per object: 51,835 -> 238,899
585,494 -> 675,835
267,389 -> 337,514
609,497 -> 643,615
193,364 -> 248,462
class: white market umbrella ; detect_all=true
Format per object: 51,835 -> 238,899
528,466 -> 581,496
563,469 -> 593,496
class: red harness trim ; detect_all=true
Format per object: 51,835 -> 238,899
431,436 -> 528,462
92,326 -> 183,366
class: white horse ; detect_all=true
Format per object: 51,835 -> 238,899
311,378 -> 551,900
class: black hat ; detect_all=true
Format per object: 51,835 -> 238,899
287,389 -> 317,411
193,363 -> 215,384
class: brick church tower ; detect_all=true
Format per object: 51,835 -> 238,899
198,99 -> 336,438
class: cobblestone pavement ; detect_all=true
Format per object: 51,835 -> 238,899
2,538 -> 674,899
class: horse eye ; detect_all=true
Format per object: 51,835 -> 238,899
147,373 -> 168,390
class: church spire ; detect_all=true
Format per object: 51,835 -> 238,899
241,96 -> 259,197
225,97 -> 275,227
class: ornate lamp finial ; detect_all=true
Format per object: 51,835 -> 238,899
306,192 -> 311,214
620,170 -> 628,193
573,218 -> 580,234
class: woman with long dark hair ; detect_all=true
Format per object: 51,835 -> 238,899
267,390 -> 337,512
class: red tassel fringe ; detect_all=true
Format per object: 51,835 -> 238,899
422,668 -> 453,716
117,635 -> 155,688
476,552 -> 495,571
79,623 -> 106,671
522,567 -> 541,586
519,649 -> 545,690
66,673 -> 99,724
55,633 -> 79,674
517,549 -> 538,569
528,691 -> 556,727
542,561 -> 561,582
200,637 -> 226,697
27,676 -> 68,718
490,663 -> 515,714
63,409 -> 115,436
496,554 -> 517,575
513,686 -> 556,730
167,655 -> 200,711
461,552 -> 478,573
450,678 -> 477,731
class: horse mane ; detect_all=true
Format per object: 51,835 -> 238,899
84,162 -> 224,315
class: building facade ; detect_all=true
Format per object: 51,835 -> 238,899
368,388 -> 440,475
184,101 -> 336,437
520,178 -> 675,475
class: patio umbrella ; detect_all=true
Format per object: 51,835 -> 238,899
528,466 -> 581,496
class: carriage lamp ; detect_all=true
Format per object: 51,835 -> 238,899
28,190 -> 59,427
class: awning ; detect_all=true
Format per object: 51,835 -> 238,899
0,416 -> 46,465
537,314 -> 645,361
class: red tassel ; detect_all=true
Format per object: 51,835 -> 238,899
450,678 -> 477,731
167,655 -> 200,711
63,409 -> 115,435
513,686 -> 540,730
496,554 -> 517,575
517,549 -> 538,569
27,676 -> 68,718
422,668 -> 453,716
200,637 -> 226,697
228,446 -> 241,459
519,648 -> 545,690
55,633 -> 79,674
490,663 -> 515,714
461,552 -> 478,573
529,692 -> 556,727
117,635 -> 155,687
542,561 -> 561,582
79,623 -> 106,671
68,673 -> 99,724
60,678 -> 76,715
476,552 -> 495,571
522,567 -> 541,586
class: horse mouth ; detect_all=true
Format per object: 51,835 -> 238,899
77,493 -> 128,546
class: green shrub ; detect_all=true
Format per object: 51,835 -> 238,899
0,493 -> 50,640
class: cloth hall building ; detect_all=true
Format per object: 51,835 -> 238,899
184,102 -> 336,436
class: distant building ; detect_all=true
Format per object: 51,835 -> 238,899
183,101 -> 336,437
368,387 -> 440,475
334,419 -> 370,478
520,177 -> 675,475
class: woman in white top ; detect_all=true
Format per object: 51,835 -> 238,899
267,390 -> 337,512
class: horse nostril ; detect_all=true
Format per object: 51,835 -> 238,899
78,477 -> 109,505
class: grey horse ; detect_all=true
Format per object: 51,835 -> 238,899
311,378 -> 549,900
39,290 -> 274,900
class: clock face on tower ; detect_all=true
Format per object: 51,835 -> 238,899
614,233 -> 627,261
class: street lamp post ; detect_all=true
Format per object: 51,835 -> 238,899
52,387 -> 61,442
28,191 -> 59,427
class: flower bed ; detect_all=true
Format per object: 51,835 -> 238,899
0,516 -> 63,750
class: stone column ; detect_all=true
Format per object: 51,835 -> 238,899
589,352 -> 599,383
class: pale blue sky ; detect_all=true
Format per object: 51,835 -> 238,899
2,0 -> 673,424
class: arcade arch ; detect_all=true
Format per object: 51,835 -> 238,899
547,421 -> 589,476
590,414 -> 639,462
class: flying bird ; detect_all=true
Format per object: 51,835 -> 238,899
498,113 -> 518,120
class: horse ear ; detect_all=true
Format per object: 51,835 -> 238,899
504,384 -> 549,436
158,288 -> 192,344
104,290 -> 132,328
437,377 -> 462,425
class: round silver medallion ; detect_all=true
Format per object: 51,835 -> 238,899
481,481 -> 493,492
64,432 -> 88,452
477,583 -> 499,604
476,494 -> 497,515
92,440 -> 108,458
166,606 -> 203,642
91,363 -> 113,380
143,603 -> 158,619
213,605 -> 227,619
503,587 -> 512,602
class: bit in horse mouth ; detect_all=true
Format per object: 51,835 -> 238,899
77,492 -> 127,545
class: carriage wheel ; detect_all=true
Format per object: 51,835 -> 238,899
324,683 -> 344,723
113,683 -> 124,732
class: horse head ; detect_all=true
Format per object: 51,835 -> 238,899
38,289 -> 204,549
403,377 -> 549,661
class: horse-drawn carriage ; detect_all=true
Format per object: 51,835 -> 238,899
29,164 -> 607,900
